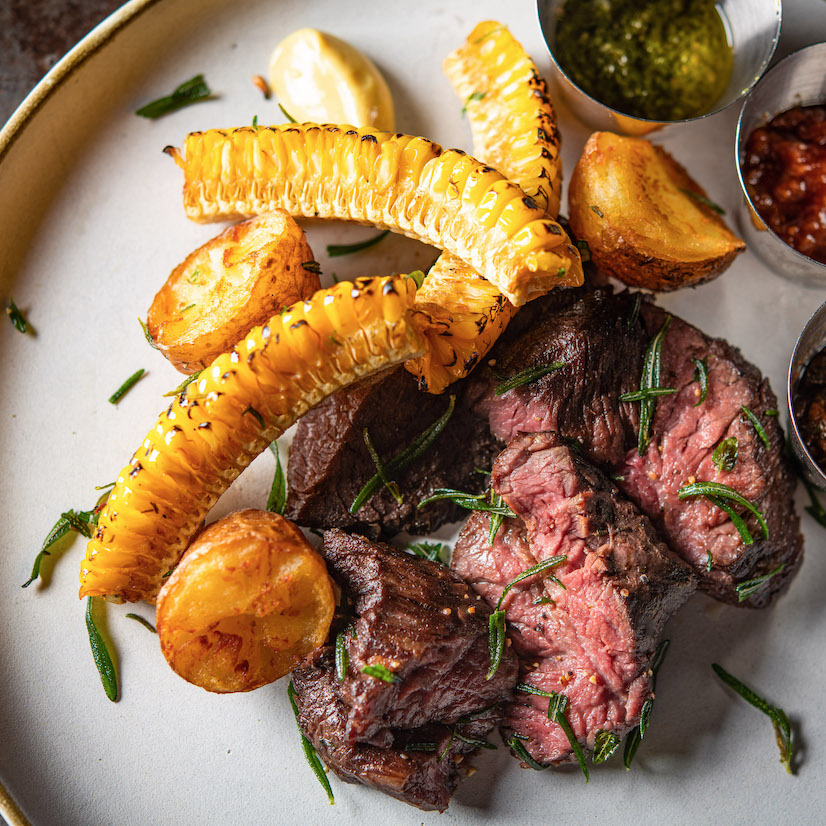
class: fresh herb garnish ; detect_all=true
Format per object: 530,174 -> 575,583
494,362 -> 565,395
335,630 -> 349,681
108,368 -> 146,404
164,369 -> 203,398
407,269 -> 425,288
593,730 -> 621,764
86,597 -> 118,701
741,406 -> 771,451
589,204 -> 604,218
736,564 -> 785,603
627,293 -> 642,328
706,550 -> 714,572
404,742 -> 438,752
576,239 -> 591,262
624,639 -> 669,768
242,405 -> 265,428
712,663 -> 793,773
472,24 -> 504,44
327,230 -> 390,258
765,409 -> 779,417
461,90 -> 487,115
618,387 -> 677,402
712,436 -> 738,473
302,260 -> 321,274
508,735 -> 549,770
251,115 -> 259,129
361,664 -> 401,684
6,298 -> 29,333
287,681 -> 334,804
680,188 -> 725,215
186,266 -> 203,285
453,730 -> 497,750
266,441 -> 287,516
548,692 -> 589,781
626,315 -> 672,455
125,613 -> 157,633
692,357 -> 708,406
138,317 -> 158,349
407,541 -> 448,565
279,103 -> 297,123
487,490 -> 509,543
556,267 -> 567,278
136,74 -> 212,119
363,428 -> 403,504
352,395 -> 456,513
678,481 -> 768,545
495,557 -> 567,612
418,487 -> 515,517
638,698 -> 654,737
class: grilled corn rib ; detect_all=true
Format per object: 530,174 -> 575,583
80,276 -> 425,603
407,21 -> 566,393
168,124 -> 581,307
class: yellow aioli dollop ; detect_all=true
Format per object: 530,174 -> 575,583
269,28 -> 395,131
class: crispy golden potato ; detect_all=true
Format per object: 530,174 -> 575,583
146,210 -> 319,373
156,509 -> 334,693
568,132 -> 745,291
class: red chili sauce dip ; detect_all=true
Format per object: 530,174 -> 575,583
743,105 -> 826,264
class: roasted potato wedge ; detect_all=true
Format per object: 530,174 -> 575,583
146,210 -> 319,374
156,509 -> 334,693
568,132 -> 745,291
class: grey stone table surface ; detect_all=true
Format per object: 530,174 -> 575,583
1,0 -> 124,126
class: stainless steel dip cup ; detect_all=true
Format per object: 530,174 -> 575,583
788,299 -> 826,490
736,42 -> 826,287
537,0 -> 782,136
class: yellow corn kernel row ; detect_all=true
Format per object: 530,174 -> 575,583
168,124 -> 581,307
406,21 -> 564,393
80,276 -> 426,603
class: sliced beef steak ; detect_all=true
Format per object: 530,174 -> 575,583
476,289 -> 802,606
291,530 -> 517,811
286,366 -> 498,537
293,647 -> 500,812
451,433 -> 695,765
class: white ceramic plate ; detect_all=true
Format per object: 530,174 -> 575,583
3,1 -> 826,824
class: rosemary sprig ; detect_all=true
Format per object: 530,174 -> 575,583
618,387 -> 677,402
680,188 -> 725,214
242,405 -> 265,428
549,692 -> 589,782
494,361 -> 565,395
279,103 -> 297,123
626,315 -> 672,455
624,639 -> 669,768
327,230 -> 390,258
351,395 -> 456,514
302,260 -> 321,274
406,541 -> 448,565
692,357 -> 708,406
593,730 -> 621,764
453,730 -> 497,749
287,681 -> 334,804
712,664 -> 793,773
136,74 -> 212,119
125,613 -> 157,633
138,317 -> 158,349
86,597 -> 118,701
418,488 -> 515,517
335,630 -> 349,681
109,368 -> 146,404
361,664 -> 401,684
706,550 -> 714,572
495,556 -> 567,612
507,735 -> 549,770
363,428 -> 402,504
627,293 -> 642,328
741,406 -> 771,451
462,90 -> 487,115
712,436 -> 738,473
487,490 -> 509,543
404,742 -> 437,752
736,564 -> 785,602
6,298 -> 29,333
589,204 -> 604,218
164,368 -> 203,397
266,441 -> 287,516
678,481 -> 768,544
576,239 -> 591,263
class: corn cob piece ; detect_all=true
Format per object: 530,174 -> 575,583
168,124 -> 581,307
406,21 -> 564,393
80,275 -> 426,603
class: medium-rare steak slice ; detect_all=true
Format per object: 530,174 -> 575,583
291,530 -> 517,810
476,289 -> 802,606
452,432 -> 696,765
293,647 -> 500,812
286,366 -> 498,537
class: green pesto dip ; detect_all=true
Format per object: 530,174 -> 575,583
554,0 -> 733,121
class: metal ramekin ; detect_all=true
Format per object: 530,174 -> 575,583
736,43 -> 826,287
788,299 -> 826,489
537,0 -> 782,136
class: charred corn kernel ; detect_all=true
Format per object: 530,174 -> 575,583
80,276 -> 425,603
406,21 -> 565,393
168,124 -> 581,307
445,20 -> 562,218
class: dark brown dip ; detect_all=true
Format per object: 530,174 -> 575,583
794,343 -> 826,470
743,105 -> 826,263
